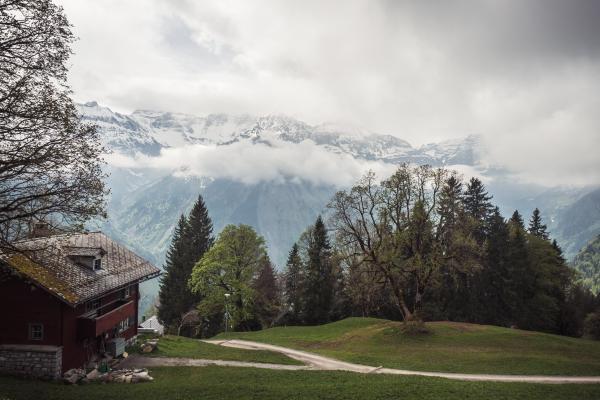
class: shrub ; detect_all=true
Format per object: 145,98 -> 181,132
583,312 -> 600,340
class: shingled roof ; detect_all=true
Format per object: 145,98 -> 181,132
0,232 -> 161,306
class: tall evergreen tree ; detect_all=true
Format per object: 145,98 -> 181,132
158,195 -> 214,332
528,208 -> 549,240
480,207 -> 512,325
185,195 -> 214,275
158,215 -> 189,328
284,243 -> 304,323
438,175 -> 464,245
302,216 -> 334,324
463,177 -> 493,243
253,260 -> 280,328
507,210 -> 533,327
509,210 -> 525,231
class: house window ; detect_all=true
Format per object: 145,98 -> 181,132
120,286 -> 131,299
93,258 -> 102,271
29,323 -> 43,340
118,317 -> 131,333
86,299 -> 101,312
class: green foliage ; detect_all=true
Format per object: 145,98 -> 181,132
158,215 -> 190,329
572,234 -> 600,294
528,208 -> 549,239
158,195 -> 214,332
2,367 -> 600,400
302,216 -> 335,324
252,260 -> 281,328
281,216 -> 344,325
584,312 -> 600,340
189,224 -> 269,330
283,243 -> 304,323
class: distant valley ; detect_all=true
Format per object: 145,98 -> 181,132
78,101 -> 600,309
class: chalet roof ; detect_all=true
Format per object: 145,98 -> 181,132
0,232 -> 161,306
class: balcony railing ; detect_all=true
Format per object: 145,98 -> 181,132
77,300 -> 135,339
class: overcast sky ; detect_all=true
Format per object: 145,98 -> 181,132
57,0 -> 600,186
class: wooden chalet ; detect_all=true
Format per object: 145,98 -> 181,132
0,232 -> 160,378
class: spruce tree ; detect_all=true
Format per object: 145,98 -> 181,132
463,177 -> 493,243
303,216 -> 334,324
438,175 -> 464,245
181,195 -> 214,312
157,195 -> 214,333
158,215 -> 189,328
528,208 -> 549,240
509,210 -> 525,231
253,260 -> 280,328
284,243 -> 304,323
507,210 -> 533,327
481,207 -> 512,325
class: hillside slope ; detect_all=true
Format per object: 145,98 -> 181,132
217,317 -> 600,376
572,234 -> 600,294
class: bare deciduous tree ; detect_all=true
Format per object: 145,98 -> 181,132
328,164 -> 478,322
0,0 -> 107,250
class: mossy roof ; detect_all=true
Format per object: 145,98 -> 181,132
1,232 -> 161,306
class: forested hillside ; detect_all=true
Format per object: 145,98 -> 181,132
573,235 -> 600,295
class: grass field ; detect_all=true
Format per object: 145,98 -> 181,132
128,334 -> 300,365
216,317 -> 600,375
1,366 -> 600,400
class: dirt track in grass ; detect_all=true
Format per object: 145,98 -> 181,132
121,338 -> 600,384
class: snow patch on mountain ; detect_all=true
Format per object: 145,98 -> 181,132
78,101 -> 485,176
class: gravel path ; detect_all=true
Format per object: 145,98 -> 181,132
119,355 -> 309,371
203,339 -> 600,384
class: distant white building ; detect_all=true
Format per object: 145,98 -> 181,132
138,316 -> 164,335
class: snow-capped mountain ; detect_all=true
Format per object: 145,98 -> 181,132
79,101 -> 597,313
77,101 -> 492,271
78,101 -> 483,167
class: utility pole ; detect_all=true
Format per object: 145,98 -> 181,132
224,293 -> 231,332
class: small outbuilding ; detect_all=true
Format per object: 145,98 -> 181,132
138,316 -> 164,336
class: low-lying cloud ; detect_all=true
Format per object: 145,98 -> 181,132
106,139 -> 398,187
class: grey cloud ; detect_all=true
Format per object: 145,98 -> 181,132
58,0 -> 600,186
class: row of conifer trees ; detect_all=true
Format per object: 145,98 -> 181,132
158,178 -> 599,338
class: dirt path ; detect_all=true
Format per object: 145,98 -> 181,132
203,339 -> 600,384
119,355 -> 309,371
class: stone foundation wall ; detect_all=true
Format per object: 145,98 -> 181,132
0,344 -> 62,379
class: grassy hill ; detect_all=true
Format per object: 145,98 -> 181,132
128,335 -> 301,365
217,317 -> 600,375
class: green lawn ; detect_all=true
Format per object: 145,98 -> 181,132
216,317 -> 600,375
1,367 -> 600,400
129,335 -> 301,365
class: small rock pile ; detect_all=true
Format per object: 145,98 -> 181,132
140,339 -> 158,353
63,367 -> 153,384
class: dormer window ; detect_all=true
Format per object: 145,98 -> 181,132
66,246 -> 106,271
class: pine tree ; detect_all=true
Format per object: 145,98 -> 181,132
284,243 -> 304,323
181,195 -> 214,312
253,260 -> 280,328
528,208 -> 549,240
158,215 -> 189,328
303,216 -> 334,324
507,211 -> 533,327
480,207 -> 512,325
509,210 -> 525,231
438,175 -> 464,245
463,177 -> 493,243
157,195 -> 214,333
